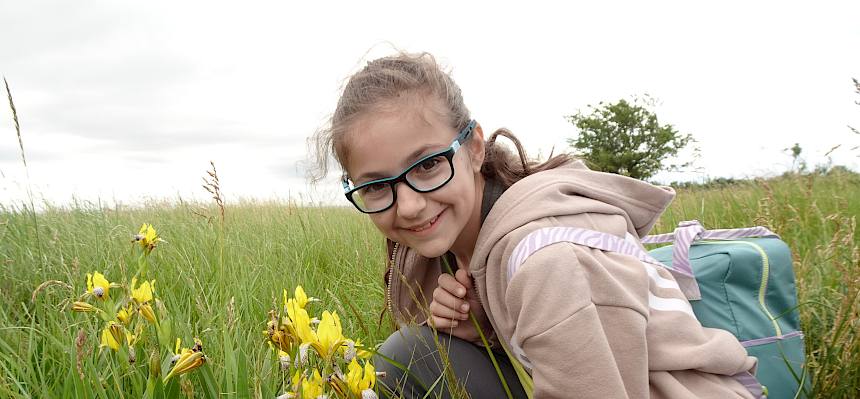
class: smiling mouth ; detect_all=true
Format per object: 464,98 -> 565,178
406,210 -> 443,232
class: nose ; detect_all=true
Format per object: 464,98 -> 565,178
394,182 -> 426,220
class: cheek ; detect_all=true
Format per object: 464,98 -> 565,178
456,151 -> 479,179
444,169 -> 476,214
453,158 -> 478,196
368,212 -> 403,242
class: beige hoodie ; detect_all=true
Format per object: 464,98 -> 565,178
385,161 -> 758,398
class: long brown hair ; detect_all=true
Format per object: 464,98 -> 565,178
309,51 -> 573,186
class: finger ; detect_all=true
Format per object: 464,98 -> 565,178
454,269 -> 472,290
437,273 -> 467,298
432,287 -> 471,313
430,315 -> 459,330
429,299 -> 469,320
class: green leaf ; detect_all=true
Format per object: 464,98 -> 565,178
222,328 -> 235,396
236,346 -> 250,399
163,376 -> 181,399
142,371 -> 164,399
198,363 -> 220,399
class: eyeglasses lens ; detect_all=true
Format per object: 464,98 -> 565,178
351,154 -> 453,213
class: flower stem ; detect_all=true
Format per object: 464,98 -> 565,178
441,258 -> 514,399
141,252 -> 150,279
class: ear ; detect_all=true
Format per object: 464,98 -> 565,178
466,123 -> 486,173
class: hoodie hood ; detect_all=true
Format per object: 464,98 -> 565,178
471,160 -> 675,275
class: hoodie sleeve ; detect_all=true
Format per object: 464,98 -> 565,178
504,242 -> 649,399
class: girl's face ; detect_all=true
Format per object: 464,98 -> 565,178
344,97 -> 485,258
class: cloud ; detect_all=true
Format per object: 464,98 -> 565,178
0,147 -> 22,163
0,2 -> 125,64
0,138 -> 70,164
268,156 -> 315,181
3,1 -> 859,207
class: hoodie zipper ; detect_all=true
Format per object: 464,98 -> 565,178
386,242 -> 400,318
387,244 -> 487,326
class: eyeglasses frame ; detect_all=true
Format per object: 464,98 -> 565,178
342,119 -> 477,214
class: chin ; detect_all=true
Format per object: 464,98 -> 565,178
410,241 -> 450,259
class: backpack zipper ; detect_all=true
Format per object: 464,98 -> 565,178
698,240 -> 782,336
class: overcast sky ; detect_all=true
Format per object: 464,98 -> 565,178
1,1 -> 858,208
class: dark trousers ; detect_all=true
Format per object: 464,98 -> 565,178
373,326 -> 528,399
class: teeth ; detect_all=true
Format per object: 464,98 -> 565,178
410,215 -> 438,232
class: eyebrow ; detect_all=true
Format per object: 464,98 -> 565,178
354,142 -> 448,182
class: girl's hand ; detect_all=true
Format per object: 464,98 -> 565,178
428,269 -> 491,343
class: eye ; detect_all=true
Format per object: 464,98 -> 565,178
361,182 -> 388,195
417,158 -> 441,172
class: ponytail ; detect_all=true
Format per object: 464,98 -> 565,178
480,128 -> 574,187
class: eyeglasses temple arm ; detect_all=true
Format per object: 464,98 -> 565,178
455,120 -> 477,148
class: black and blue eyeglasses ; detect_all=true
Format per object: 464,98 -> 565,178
342,120 -> 477,214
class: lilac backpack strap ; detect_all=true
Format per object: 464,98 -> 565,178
641,220 -> 780,301
733,371 -> 766,399
506,226 -> 700,301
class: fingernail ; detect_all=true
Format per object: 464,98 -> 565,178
458,289 -> 466,297
460,304 -> 469,312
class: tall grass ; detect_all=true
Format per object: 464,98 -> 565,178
1,170 -> 858,397
0,201 -> 390,397
654,169 -> 860,397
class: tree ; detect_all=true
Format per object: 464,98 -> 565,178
786,142 -> 806,173
566,95 -> 694,180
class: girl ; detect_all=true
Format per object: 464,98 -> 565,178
312,52 -> 760,398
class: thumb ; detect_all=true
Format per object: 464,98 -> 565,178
454,269 -> 472,290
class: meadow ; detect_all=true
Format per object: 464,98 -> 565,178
0,168 -> 858,398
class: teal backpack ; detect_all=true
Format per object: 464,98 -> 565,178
643,220 -> 809,399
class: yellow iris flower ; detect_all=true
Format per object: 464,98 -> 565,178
346,358 -> 376,396
285,299 -> 301,327
312,311 -> 345,360
288,308 -> 346,361
291,306 -> 315,346
100,328 -> 120,351
266,323 -> 290,353
264,309 -> 300,354
275,285 -> 325,355
291,369 -> 323,399
284,285 -> 317,320
164,337 -> 205,382
71,301 -> 97,313
131,277 -> 157,323
117,304 -> 134,324
126,329 -> 140,347
355,340 -> 372,360
99,322 -> 124,351
108,321 -> 124,343
134,223 -> 164,252
86,272 -> 112,300
131,277 -> 155,304
139,303 -> 156,324
293,286 -> 309,308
